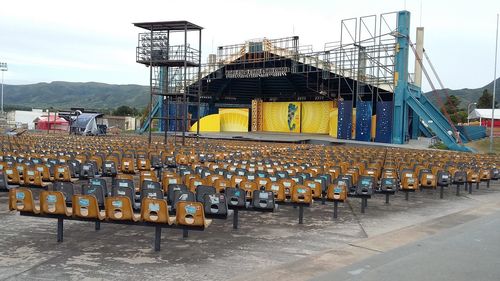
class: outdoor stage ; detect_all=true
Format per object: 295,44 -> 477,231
177,132 -> 433,150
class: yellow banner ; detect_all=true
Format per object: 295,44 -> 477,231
329,108 -> 338,138
219,108 -> 249,132
189,114 -> 220,132
301,101 -> 334,134
262,102 -> 301,133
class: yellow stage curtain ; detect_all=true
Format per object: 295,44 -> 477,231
190,114 -> 220,132
219,108 -> 249,132
262,102 -> 301,133
329,108 -> 338,138
301,101 -> 334,134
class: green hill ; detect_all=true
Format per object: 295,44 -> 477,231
424,78 -> 500,109
3,81 -> 149,110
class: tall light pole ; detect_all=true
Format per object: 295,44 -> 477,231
0,62 -> 7,115
490,14 -> 499,154
467,102 -> 477,125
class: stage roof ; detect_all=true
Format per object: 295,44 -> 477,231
189,52 -> 392,105
133,21 -> 202,31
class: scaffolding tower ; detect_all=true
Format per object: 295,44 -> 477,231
134,21 -> 202,146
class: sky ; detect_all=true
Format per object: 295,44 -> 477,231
0,0 -> 499,92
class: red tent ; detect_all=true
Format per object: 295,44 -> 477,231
35,115 -> 69,131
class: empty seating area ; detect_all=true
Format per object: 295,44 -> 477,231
2,133 -> 499,251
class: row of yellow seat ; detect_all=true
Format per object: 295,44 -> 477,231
9,188 -> 211,228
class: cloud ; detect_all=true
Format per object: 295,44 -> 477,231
0,0 -> 499,90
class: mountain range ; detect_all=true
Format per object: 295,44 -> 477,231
2,78 -> 500,111
3,81 -> 149,111
424,78 -> 500,109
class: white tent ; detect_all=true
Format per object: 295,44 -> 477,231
467,109 -> 500,120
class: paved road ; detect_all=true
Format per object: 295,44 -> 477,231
313,209 -> 500,281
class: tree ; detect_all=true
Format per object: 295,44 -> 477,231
477,89 -> 498,109
441,95 -> 467,124
442,95 -> 460,114
113,105 -> 138,116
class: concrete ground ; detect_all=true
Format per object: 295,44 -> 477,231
1,181 -> 499,281
313,207 -> 500,281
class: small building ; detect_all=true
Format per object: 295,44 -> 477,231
467,109 -> 500,127
6,109 -> 45,129
103,115 -> 138,131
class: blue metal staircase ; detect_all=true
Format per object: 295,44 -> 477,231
418,122 -> 432,138
405,85 -> 472,152
139,99 -> 161,133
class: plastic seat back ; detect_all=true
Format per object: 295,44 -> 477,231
103,160 -> 118,177
40,191 -> 70,215
196,185 -> 216,202
53,182 -> 76,203
89,178 -> 108,196
9,188 -> 38,213
72,195 -> 102,219
252,190 -> 275,210
141,198 -> 171,224
356,176 -> 375,195
140,185 -> 164,201
304,180 -> 322,199
291,185 -> 312,204
265,182 -> 286,202
172,190 -> 195,210
167,184 -> 188,203
203,193 -> 229,216
54,164 -> 72,181
225,187 -> 246,208
176,201 -> 207,227
327,182 -> 347,201
380,178 -> 398,192
112,184 -> 135,206
82,184 -> 106,206
105,196 -> 136,221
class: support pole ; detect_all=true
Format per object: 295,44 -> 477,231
468,183 -> 472,194
154,226 -> 161,251
490,13 -> 499,154
182,23 -> 187,146
385,193 -> 390,204
405,191 -> 409,201
439,185 -> 444,199
456,184 -> 460,196
391,11 -> 411,144
233,209 -> 239,229
361,198 -> 366,214
196,29 -> 202,142
333,201 -> 338,219
298,205 -> 304,224
148,27 -> 153,145
95,221 -> 101,231
57,218 -> 64,242
1,64 -> 6,114
164,30 -> 170,145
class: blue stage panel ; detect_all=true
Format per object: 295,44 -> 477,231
355,101 -> 372,142
375,100 -> 393,143
337,100 -> 353,139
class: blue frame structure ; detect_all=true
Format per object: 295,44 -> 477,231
391,11 -> 472,152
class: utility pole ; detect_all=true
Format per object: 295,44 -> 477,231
490,14 -> 499,153
0,62 -> 7,114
